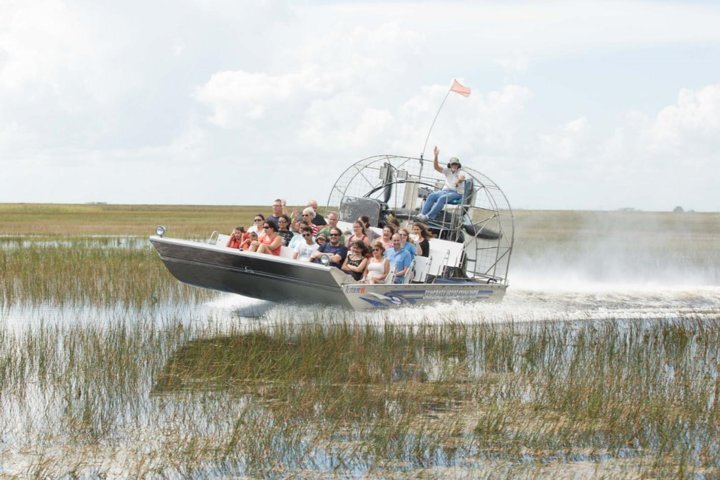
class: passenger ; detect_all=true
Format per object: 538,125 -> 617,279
310,227 -> 347,268
293,225 -> 319,261
277,214 -> 294,246
342,240 -> 369,281
357,215 -> 377,241
300,207 -> 320,236
416,145 -> 466,222
345,221 -> 371,248
248,220 -> 282,256
385,234 -> 412,284
411,222 -> 432,257
398,227 -> 416,259
248,214 -> 265,234
287,219 -> 308,249
380,225 -> 395,250
307,199 -> 327,226
240,231 -> 258,251
362,241 -> 390,284
226,226 -> 246,249
387,216 -> 401,230
317,211 -> 345,244
267,199 -> 284,225
315,232 -> 327,248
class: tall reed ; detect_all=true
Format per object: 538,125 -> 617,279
1,238 -> 212,307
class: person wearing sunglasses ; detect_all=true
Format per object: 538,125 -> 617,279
311,227 -> 347,268
300,207 -> 320,236
362,241 -> 390,284
292,225 -> 319,261
276,214 -> 294,246
247,220 -> 282,256
317,211 -> 345,244
247,214 -> 265,234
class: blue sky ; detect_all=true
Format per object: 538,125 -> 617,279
1,0 -> 719,211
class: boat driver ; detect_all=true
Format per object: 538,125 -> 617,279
416,145 -> 465,222
311,226 -> 347,268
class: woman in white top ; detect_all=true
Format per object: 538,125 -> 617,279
362,240 -> 390,284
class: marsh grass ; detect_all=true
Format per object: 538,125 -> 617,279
4,313 -> 716,477
1,237 -> 212,307
0,203 -> 304,236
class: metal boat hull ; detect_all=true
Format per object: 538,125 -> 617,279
150,236 -> 507,310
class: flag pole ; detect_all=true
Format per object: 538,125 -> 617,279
419,79 -> 470,176
421,88 -> 452,161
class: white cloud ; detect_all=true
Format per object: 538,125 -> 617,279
0,0 -> 92,90
645,84 -> 720,155
1,1 -> 719,210
539,117 -> 591,160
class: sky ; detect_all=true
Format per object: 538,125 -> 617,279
1,0 -> 719,211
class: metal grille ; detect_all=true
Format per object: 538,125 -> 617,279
326,155 -> 514,283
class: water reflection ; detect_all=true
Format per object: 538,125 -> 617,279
153,326 -> 469,420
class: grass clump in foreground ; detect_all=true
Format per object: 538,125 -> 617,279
1,312 -> 718,478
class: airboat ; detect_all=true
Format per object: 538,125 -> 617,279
150,154 -> 514,309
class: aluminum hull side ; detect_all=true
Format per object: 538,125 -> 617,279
150,236 -> 508,310
150,236 -> 352,308
341,282 -> 507,309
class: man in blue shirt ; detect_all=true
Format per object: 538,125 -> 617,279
385,234 -> 412,284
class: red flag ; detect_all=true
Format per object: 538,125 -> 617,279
450,79 -> 471,97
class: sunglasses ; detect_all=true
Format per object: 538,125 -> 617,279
302,233 -> 311,237
254,218 -> 263,222
263,225 -> 271,229
329,233 -> 339,237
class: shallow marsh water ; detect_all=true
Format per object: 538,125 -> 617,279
1,211 -> 719,478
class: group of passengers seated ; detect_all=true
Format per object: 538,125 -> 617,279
223,198 -> 433,283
